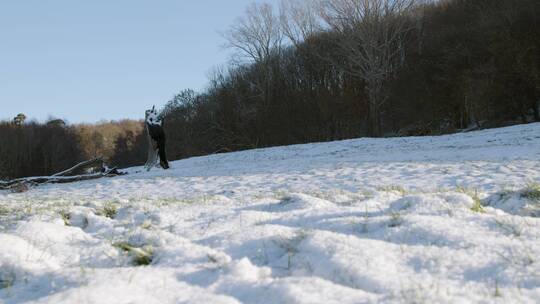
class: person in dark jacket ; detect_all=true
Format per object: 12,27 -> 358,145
144,106 -> 169,170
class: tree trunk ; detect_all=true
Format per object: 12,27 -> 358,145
367,80 -> 385,137
532,100 -> 540,121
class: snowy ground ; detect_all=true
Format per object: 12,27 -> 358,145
2,123 -> 540,303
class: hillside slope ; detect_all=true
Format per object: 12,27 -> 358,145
2,123 -> 540,303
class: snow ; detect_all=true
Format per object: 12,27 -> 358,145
2,123 -> 540,303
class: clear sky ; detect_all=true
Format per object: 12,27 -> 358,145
0,0 -> 278,123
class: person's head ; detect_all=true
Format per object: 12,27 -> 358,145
145,106 -> 161,126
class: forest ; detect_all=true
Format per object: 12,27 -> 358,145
1,0 -> 539,179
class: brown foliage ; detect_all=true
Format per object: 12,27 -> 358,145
73,120 -> 144,160
0,119 -> 146,179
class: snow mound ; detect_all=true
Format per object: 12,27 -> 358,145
485,189 -> 540,217
275,193 -> 335,211
390,193 -> 474,215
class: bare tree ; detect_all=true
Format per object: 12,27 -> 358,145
223,2 -> 283,64
279,0 -> 322,46
223,2 -> 285,118
316,0 -> 417,136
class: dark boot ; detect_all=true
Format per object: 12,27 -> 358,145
160,159 -> 169,169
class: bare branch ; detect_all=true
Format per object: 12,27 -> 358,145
279,0 -> 322,46
223,3 -> 283,64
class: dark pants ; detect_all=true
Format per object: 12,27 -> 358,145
147,123 -> 169,169
157,138 -> 169,169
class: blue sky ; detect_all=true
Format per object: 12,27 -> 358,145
0,0 -> 278,123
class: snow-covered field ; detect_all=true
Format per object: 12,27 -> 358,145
2,123 -> 540,303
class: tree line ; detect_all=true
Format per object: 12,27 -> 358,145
0,118 -> 146,179
159,0 -> 540,160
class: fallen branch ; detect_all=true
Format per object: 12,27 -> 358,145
52,157 -> 105,177
0,159 -> 126,191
